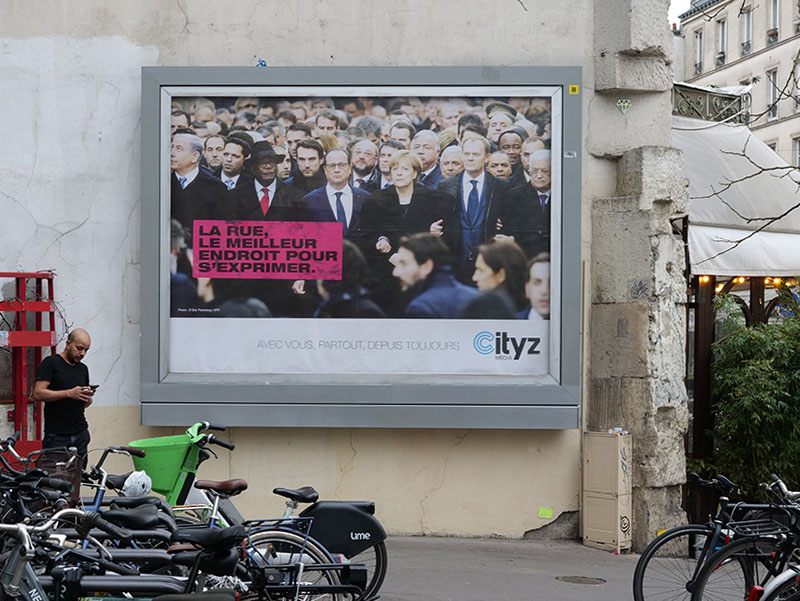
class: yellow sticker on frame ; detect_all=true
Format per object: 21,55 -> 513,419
569,85 -> 579,95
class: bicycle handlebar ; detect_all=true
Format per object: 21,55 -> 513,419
688,472 -> 740,494
207,434 -> 235,451
764,473 -> 800,501
88,513 -> 132,542
40,477 -> 73,493
118,446 -> 146,458
204,423 -> 227,432
3,432 -> 20,447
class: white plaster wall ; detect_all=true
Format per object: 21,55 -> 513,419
0,0 -> 668,537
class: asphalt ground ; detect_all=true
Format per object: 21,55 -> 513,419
378,536 -> 637,601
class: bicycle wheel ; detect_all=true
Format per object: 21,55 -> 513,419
762,573 -> 800,601
690,535 -> 783,601
777,585 -> 800,601
633,524 -> 716,601
245,528 -> 341,601
348,541 -> 387,600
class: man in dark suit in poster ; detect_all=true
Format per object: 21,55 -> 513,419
170,132 -> 227,244
286,139 -> 327,195
222,141 -> 300,222
212,142 -> 302,315
289,148 -> 371,306
297,148 -> 370,245
219,137 -> 253,191
349,139 -> 379,189
494,149 -> 552,258
410,130 -> 443,189
497,128 -> 528,188
436,135 -> 509,282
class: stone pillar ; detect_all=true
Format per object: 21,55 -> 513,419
590,0 -> 689,551
590,148 -> 690,550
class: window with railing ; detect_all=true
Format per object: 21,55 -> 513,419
794,138 -> 800,167
742,8 -> 752,55
716,19 -> 727,66
767,68 -> 779,120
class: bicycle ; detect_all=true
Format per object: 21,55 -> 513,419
633,473 -> 797,601
686,475 -> 800,601
0,501 -> 363,601
128,422 -> 388,600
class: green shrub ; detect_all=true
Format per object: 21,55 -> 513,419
710,288 -> 800,496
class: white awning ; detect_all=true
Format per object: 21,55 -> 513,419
672,115 -> 800,276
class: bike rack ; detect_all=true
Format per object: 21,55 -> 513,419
0,272 -> 58,455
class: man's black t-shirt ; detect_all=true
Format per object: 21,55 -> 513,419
36,355 -> 89,435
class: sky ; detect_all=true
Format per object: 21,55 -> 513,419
669,0 -> 692,25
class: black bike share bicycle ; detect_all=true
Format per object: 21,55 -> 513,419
127,423 -> 388,600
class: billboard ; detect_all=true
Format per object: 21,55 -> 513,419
141,67 -> 581,428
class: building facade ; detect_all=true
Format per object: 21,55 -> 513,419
1,0 -> 688,549
680,0 -> 800,163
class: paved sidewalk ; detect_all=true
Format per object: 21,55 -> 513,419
379,536 -> 638,601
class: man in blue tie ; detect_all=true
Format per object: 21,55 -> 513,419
219,138 -> 252,190
297,148 -> 371,244
435,135 -> 510,283
170,132 -> 227,245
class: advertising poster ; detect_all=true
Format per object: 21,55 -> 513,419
167,88 -> 557,377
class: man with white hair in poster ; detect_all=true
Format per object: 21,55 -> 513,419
170,132 -> 226,244
494,149 -> 552,258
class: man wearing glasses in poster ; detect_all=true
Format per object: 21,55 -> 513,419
493,150 -> 552,259
296,148 -> 370,242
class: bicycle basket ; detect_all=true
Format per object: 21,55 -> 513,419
127,434 -> 192,494
31,448 -> 83,507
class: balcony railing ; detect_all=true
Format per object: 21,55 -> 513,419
695,62 -> 703,76
768,103 -> 778,120
767,27 -> 779,45
672,83 -> 751,123
741,40 -> 751,56
715,51 -> 726,67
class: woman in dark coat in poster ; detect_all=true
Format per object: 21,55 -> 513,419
362,150 -> 453,316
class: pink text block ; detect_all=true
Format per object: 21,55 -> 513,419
192,220 -> 343,280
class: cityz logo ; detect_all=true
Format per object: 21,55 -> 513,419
473,331 -> 541,360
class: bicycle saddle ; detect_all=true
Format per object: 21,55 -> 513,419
170,524 -> 246,551
194,478 -> 248,496
102,504 -> 161,530
273,486 -> 319,504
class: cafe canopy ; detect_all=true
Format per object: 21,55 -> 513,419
672,114 -> 800,277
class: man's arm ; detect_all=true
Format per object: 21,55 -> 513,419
32,380 -> 93,404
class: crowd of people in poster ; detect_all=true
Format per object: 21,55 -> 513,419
170,95 -> 552,321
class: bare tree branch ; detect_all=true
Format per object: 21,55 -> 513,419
695,199 -> 800,264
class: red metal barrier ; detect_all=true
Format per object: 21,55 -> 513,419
0,272 -> 58,449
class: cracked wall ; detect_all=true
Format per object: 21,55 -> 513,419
0,0 -> 684,538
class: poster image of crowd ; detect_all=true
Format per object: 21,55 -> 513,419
167,89 -> 557,376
